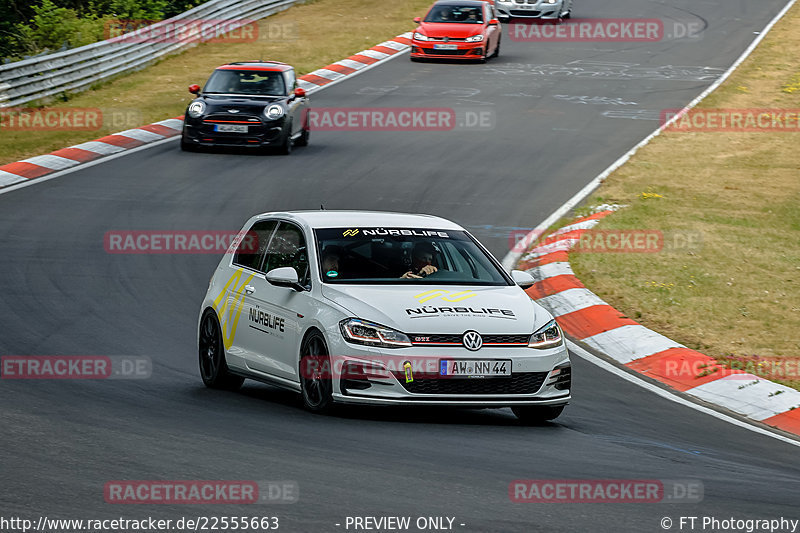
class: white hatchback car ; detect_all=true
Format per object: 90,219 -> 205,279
494,0 -> 573,21
198,211 -> 571,422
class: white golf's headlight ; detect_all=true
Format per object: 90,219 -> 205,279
340,319 -> 412,348
466,34 -> 484,42
528,319 -> 563,349
545,0 -> 557,4
188,100 -> 206,118
264,104 -> 285,120
413,32 -> 429,41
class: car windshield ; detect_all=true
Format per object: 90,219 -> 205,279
315,228 -> 511,285
203,69 -> 287,96
424,5 -> 484,23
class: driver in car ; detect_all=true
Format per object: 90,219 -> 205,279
401,243 -> 438,279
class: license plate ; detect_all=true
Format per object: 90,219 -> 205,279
433,44 -> 458,50
440,360 -> 511,378
214,124 -> 248,133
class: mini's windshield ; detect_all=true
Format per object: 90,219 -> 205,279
315,228 -> 511,285
424,5 -> 484,23
204,69 -> 287,96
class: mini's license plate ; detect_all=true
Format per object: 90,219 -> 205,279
440,360 -> 511,378
214,124 -> 248,133
433,44 -> 458,50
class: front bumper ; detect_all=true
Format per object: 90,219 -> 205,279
495,1 -> 563,19
182,116 -> 286,147
326,340 -> 571,407
410,42 -> 485,60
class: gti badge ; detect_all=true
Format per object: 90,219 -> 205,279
462,331 -> 483,351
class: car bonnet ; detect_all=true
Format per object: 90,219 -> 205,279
320,283 -> 550,335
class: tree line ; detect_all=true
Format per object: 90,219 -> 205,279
1,0 -> 206,61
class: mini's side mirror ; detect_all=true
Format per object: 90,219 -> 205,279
489,18 -> 500,26
189,84 -> 200,94
266,267 -> 306,292
413,16 -> 421,23
511,269 -> 535,289
293,87 -> 306,99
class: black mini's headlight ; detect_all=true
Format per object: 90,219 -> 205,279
264,104 -> 285,120
187,100 -> 206,118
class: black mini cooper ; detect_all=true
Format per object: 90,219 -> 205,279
181,61 -> 310,154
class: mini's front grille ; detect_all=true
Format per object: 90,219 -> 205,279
396,372 -> 548,395
204,113 -> 262,122
409,333 -> 530,346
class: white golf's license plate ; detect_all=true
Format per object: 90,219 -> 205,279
440,360 -> 511,378
433,44 -> 458,50
214,124 -> 248,133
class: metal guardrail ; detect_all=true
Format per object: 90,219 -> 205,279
0,0 -> 301,108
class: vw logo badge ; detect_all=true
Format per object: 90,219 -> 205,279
462,331 -> 483,351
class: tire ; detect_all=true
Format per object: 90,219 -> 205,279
295,124 -> 310,147
198,311 -> 244,390
512,405 -> 564,424
299,331 -> 334,413
180,137 -> 196,152
277,122 -> 293,155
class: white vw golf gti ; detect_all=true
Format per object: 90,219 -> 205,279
198,211 -> 570,422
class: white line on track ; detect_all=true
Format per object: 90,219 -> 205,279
568,340 -> 800,448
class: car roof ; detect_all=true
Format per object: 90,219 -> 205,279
216,61 -> 293,73
253,211 -> 465,231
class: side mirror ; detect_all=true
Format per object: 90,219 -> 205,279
266,267 -> 306,292
511,269 -> 535,289
188,84 -> 200,94
293,87 -> 306,99
489,18 -> 500,26
413,16 -> 421,23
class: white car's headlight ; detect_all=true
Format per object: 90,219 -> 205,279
545,0 -> 557,4
466,34 -> 484,42
413,32 -> 429,41
340,318 -> 412,348
187,100 -> 206,118
528,319 -> 563,349
264,104 -> 285,120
